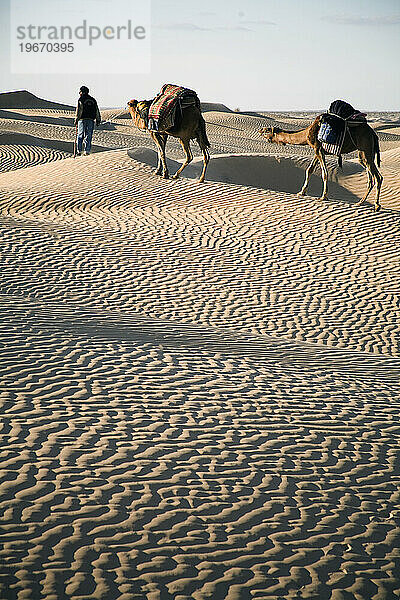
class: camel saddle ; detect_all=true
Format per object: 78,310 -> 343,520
318,99 -> 367,156
147,83 -> 200,132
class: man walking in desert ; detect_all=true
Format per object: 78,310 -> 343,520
74,86 -> 101,156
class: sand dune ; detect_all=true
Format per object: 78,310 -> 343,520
201,102 -> 233,113
0,99 -> 400,600
0,90 -> 74,110
101,108 -> 131,121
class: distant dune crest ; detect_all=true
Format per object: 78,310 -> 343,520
200,102 -> 233,113
0,90 -> 74,110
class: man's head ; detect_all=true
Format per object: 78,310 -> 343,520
80,86 -> 89,96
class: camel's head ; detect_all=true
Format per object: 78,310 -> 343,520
259,126 -> 283,144
127,99 -> 138,113
127,99 -> 148,130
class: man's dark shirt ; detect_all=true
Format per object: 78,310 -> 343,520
75,94 -> 101,124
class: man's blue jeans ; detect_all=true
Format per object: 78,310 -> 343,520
77,119 -> 94,153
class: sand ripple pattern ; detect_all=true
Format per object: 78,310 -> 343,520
0,149 -> 400,599
0,151 -> 399,355
0,143 -> 69,172
1,297 -> 399,599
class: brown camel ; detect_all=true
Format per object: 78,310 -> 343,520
259,117 -> 383,211
128,99 -> 210,182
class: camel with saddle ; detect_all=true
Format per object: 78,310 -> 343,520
260,100 -> 383,211
128,84 -> 210,182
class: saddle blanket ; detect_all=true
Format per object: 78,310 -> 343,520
318,99 -> 367,155
147,83 -> 199,132
318,114 -> 346,156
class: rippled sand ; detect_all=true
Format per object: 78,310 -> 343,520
0,93 -> 399,600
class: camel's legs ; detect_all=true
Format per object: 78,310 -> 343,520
152,133 -> 169,178
152,133 -> 163,175
299,156 -> 318,196
371,163 -> 383,212
356,155 -> 383,211
356,170 -> 374,206
316,150 -> 328,200
172,139 -> 193,179
198,147 -> 210,183
155,151 -> 163,175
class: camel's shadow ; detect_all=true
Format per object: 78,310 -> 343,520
128,148 -> 363,204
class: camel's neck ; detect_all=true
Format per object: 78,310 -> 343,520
129,110 -> 147,131
274,128 -> 309,145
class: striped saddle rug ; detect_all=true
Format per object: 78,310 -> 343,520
318,100 -> 367,156
147,84 -> 200,132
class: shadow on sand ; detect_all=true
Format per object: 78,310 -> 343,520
128,148 -> 363,204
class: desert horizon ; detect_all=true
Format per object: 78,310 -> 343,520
3,88 -> 400,115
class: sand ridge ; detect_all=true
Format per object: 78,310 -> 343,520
0,95 -> 400,599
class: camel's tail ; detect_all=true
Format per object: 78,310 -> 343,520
198,115 -> 211,148
374,131 -> 381,167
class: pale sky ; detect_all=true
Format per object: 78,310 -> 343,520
0,0 -> 399,111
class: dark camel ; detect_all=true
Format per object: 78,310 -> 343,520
128,98 -> 210,182
260,117 -> 383,211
